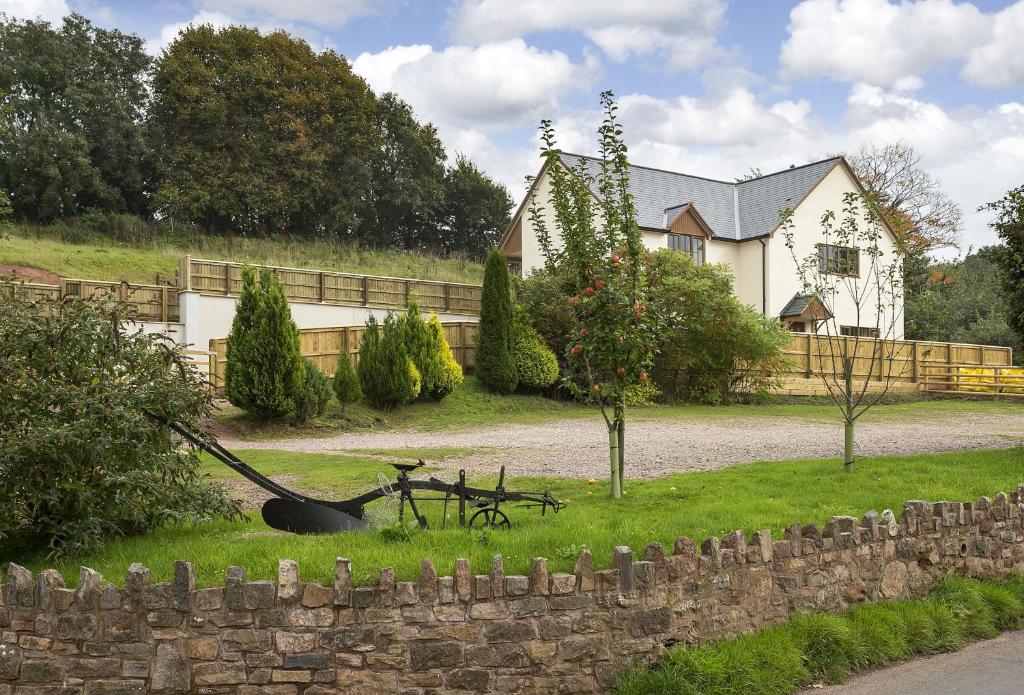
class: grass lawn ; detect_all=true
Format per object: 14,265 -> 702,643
214,374 -> 1024,439
1,226 -> 484,285
13,446 -> 1024,590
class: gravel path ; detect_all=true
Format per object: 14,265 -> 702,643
221,412 -> 1024,479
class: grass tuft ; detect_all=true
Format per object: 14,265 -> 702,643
617,575 -> 1024,695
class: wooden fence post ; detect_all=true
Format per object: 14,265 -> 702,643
224,263 -> 231,295
319,272 -> 325,303
805,333 -> 813,378
161,286 -> 169,323
362,276 -> 369,306
445,284 -> 451,313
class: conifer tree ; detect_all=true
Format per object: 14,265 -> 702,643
400,299 -> 438,400
333,350 -> 362,414
293,359 -> 331,423
357,313 -> 419,410
224,267 -> 304,419
476,248 -> 518,393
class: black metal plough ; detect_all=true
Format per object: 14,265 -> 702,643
158,416 -> 565,535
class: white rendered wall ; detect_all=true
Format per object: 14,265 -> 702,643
767,165 -> 904,339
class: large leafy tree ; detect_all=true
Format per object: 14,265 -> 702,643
357,92 -> 447,249
0,14 -> 153,220
905,247 -> 1020,354
150,24 -> 377,237
433,154 -> 512,257
981,186 -> 1024,349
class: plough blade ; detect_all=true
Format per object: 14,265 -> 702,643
261,498 -> 368,534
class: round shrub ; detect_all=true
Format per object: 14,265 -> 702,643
0,291 -> 241,559
512,321 -> 559,391
426,314 -> 463,399
293,359 -> 332,423
332,351 -> 361,414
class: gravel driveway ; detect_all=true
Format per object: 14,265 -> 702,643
221,410 -> 1024,479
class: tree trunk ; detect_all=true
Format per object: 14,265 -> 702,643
608,422 -> 622,499
617,400 -> 625,493
843,356 -> 855,473
844,419 -> 855,472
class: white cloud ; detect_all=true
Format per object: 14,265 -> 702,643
961,2 -> 1024,88
353,40 -> 597,131
450,0 -> 726,70
781,0 -> 990,88
0,0 -> 69,22
200,0 -> 385,27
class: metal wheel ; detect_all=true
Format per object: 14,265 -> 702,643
468,508 -> 511,530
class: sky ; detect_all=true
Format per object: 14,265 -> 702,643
2,0 -> 1023,254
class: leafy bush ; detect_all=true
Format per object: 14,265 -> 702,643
225,267 -> 304,419
332,351 -> 361,414
476,248 -> 518,393
293,359 -> 332,423
512,309 -> 559,391
357,313 -> 419,410
0,291 -> 241,559
647,250 -> 790,403
426,314 -> 463,399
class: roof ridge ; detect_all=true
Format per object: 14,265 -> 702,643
558,150 -> 843,186
735,156 -> 843,185
557,151 -> 735,186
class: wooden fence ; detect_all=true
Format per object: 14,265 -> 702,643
178,255 -> 482,316
207,322 -> 478,392
2,277 -> 180,322
782,332 -> 1014,387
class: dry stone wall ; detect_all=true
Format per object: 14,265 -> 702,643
5,486 -> 1024,694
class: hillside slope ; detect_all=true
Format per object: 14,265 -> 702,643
1,226 -> 484,285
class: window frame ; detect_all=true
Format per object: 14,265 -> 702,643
668,233 -> 705,265
839,325 -> 879,338
817,243 -> 860,277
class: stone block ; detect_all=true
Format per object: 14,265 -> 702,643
301,584 -> 333,608
152,642 -> 190,692
504,576 -> 529,597
277,560 -> 300,602
408,641 -> 462,670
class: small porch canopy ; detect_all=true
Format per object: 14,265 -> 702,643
779,294 -> 832,332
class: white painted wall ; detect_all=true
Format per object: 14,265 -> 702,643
178,292 -> 476,352
768,165 -> 904,339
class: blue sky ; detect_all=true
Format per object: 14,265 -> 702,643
4,0 -> 1024,252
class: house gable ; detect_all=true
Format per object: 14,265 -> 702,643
665,204 -> 713,239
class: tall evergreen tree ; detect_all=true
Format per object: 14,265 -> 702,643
225,268 -> 304,419
332,350 -> 361,414
476,248 -> 518,393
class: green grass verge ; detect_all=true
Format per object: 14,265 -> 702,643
1,226 -> 484,285
616,574 -> 1024,694
213,374 -> 1024,438
9,447 -> 1024,590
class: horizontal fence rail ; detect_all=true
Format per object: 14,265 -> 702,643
1,277 -> 180,322
918,364 -> 1024,399
781,332 -> 1013,384
207,322 -> 478,392
178,255 -> 482,316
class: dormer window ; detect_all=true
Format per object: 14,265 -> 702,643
668,234 -> 704,265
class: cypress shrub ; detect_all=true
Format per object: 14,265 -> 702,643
293,359 -> 331,423
333,351 -> 361,414
427,314 -> 464,399
477,248 -> 518,393
225,267 -> 304,419
511,309 -> 558,391
357,313 -> 419,410
400,299 -> 441,400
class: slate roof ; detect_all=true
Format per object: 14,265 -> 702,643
779,294 -> 833,319
557,153 -> 843,242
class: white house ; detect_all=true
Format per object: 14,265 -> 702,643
500,153 -> 904,340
